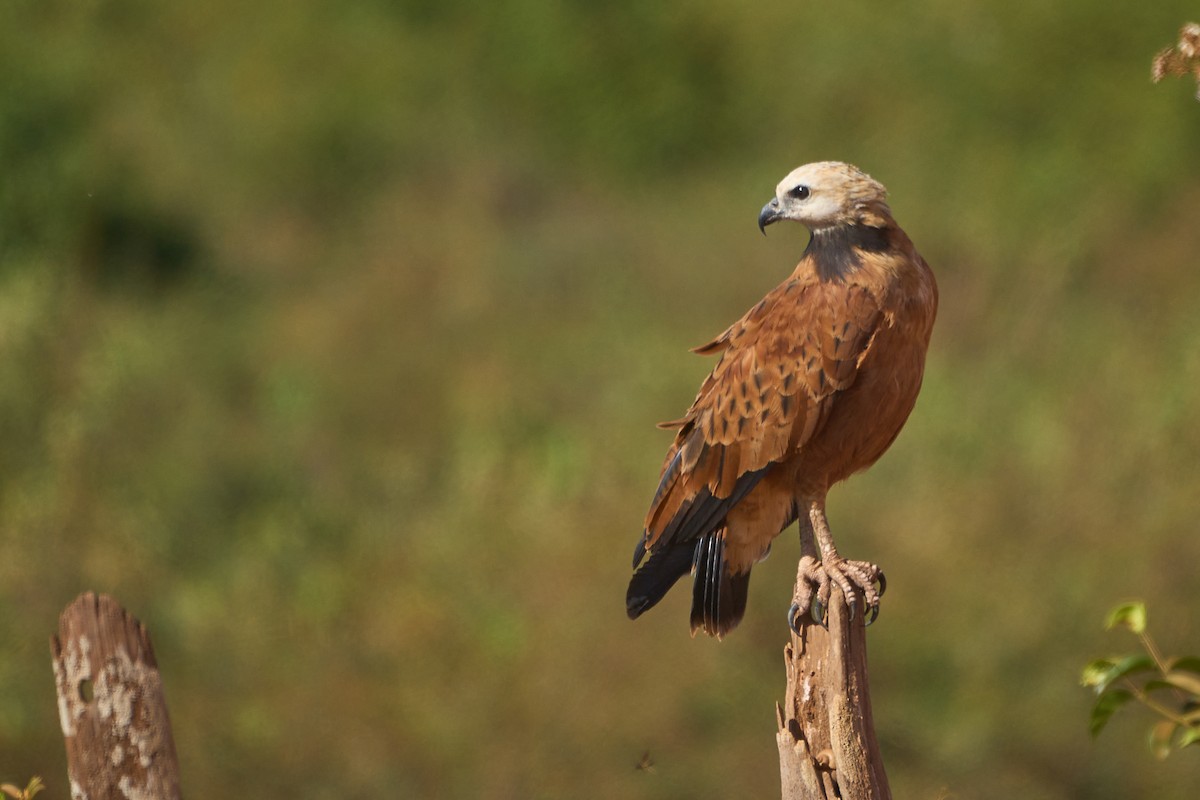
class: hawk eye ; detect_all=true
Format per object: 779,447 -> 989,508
788,185 -> 810,200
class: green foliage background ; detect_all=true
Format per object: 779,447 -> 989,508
3,1 -> 1199,797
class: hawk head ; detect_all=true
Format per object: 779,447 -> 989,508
758,161 -> 892,233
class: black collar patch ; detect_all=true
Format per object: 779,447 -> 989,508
804,224 -> 890,282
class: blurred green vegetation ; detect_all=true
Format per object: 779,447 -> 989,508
2,1 -> 1199,798
1083,602 -> 1200,758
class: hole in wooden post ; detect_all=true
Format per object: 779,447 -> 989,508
78,678 -> 94,703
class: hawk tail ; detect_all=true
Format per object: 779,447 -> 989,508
688,530 -> 749,639
625,530 -> 750,638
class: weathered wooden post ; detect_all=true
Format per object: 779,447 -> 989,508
776,528 -> 890,800
50,592 -> 183,800
776,586 -> 890,800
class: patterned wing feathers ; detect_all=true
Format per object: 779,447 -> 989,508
637,280 -> 885,562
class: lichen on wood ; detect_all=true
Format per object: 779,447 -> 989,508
50,593 -> 183,800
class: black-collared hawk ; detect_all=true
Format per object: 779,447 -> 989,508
626,161 -> 937,638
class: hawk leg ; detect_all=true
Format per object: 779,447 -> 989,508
787,501 -> 886,633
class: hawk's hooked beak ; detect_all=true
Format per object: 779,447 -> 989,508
758,198 -> 782,235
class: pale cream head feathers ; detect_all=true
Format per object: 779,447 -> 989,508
758,161 -> 892,232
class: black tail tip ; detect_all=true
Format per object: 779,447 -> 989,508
689,532 -> 751,638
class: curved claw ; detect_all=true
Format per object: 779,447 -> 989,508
876,570 -> 887,598
787,602 -> 803,635
811,596 -> 827,627
864,601 -> 881,627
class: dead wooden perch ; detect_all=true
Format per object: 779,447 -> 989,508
777,529 -> 890,800
50,592 -> 183,800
